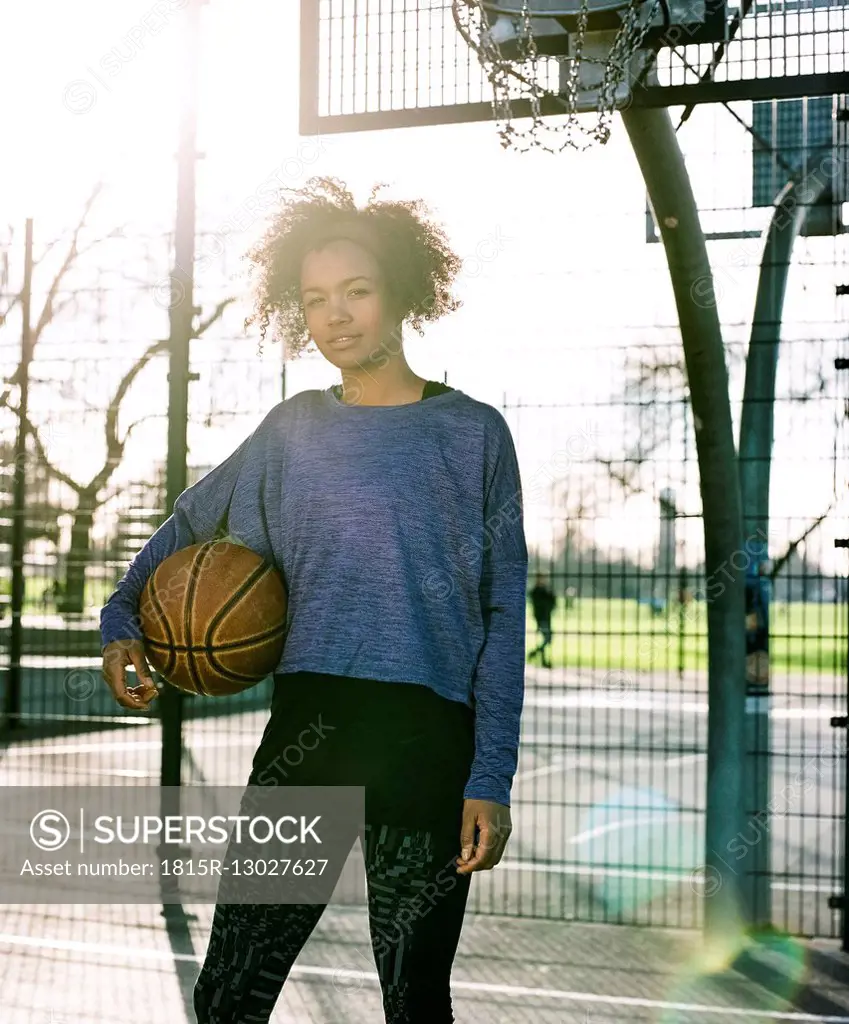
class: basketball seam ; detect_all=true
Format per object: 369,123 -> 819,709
185,542 -> 213,696
205,563 -> 284,685
142,639 -> 279,684
142,621 -> 286,655
146,565 -> 177,680
142,541 -> 287,697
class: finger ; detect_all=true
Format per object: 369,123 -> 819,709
103,670 -> 147,710
128,682 -> 158,705
489,832 -> 510,867
127,678 -> 158,701
488,821 -> 512,855
127,649 -> 158,704
102,655 -> 155,711
456,846 -> 487,873
101,651 -> 132,707
457,814 -> 512,874
458,835 -> 503,874
128,647 -> 156,690
458,806 -> 477,865
456,820 -> 487,874
122,687 -> 157,710
481,834 -> 508,870
469,823 -> 495,870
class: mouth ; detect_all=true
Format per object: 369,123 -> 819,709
328,334 -> 362,349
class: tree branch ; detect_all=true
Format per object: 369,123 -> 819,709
89,294 -> 236,498
4,404 -> 82,493
769,503 -> 834,581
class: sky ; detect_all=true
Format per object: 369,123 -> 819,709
0,0 -> 846,573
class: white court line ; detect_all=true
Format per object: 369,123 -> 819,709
523,693 -> 711,713
0,734 -> 613,758
499,859 -> 699,881
496,860 -> 836,893
515,749 -> 705,782
1,738 -> 824,763
568,812 -> 700,845
515,759 -> 572,782
520,734 -> 625,746
0,932 -> 846,1022
666,753 -> 705,767
524,693 -> 842,720
0,735 -> 260,757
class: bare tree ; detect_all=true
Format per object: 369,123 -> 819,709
1,186 -> 236,614
592,340 -> 838,587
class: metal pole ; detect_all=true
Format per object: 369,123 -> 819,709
282,346 -> 287,401
738,145 -> 839,930
622,106 -> 747,945
160,0 -> 203,793
841,553 -> 849,952
830,347 -> 849,949
4,219 -> 34,732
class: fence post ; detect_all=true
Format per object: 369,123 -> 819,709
831,346 -> 849,947
160,0 -> 204,796
738,148 -> 839,929
3,219 -> 34,733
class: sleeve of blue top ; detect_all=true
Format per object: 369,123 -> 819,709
99,428 -> 259,652
463,415 -> 529,808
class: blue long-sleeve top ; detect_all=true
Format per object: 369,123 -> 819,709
100,385 -> 529,807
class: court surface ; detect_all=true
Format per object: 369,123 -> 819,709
2,665 -> 849,1021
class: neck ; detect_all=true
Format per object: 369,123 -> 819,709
338,357 -> 427,407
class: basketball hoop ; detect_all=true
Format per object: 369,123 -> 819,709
452,0 -> 663,151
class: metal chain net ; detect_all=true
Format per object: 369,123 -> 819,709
453,0 -> 662,151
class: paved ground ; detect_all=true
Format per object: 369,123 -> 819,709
2,661 -> 843,935
4,900 -> 849,1023
1,654 -> 848,1021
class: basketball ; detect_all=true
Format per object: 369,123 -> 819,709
138,541 -> 288,697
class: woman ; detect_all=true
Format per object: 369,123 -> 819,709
100,177 -> 528,1023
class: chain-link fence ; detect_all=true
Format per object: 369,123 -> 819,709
477,351 -> 848,935
0,222 -> 284,773
1,150 -> 848,937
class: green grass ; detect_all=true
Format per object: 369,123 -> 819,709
4,576 -> 846,679
526,597 -> 847,678
0,575 -> 117,617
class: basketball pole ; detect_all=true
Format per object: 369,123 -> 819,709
621,105 -> 748,949
161,0 -> 205,799
738,145 -> 841,930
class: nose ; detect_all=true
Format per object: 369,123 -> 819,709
326,295 -> 352,325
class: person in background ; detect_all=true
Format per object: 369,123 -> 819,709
528,573 -> 556,668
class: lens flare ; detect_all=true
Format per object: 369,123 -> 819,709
570,786 -> 702,917
656,931 -> 807,1023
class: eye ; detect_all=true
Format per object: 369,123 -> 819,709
305,296 -> 323,307
349,287 -> 369,297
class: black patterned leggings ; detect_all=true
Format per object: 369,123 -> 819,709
193,671 -> 476,1024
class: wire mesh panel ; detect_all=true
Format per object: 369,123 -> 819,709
0,223 -> 283,787
301,0 -> 849,132
453,324 -> 847,935
657,0 -> 849,100
2,128 -> 848,937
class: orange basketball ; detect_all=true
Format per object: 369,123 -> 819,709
139,541 -> 288,697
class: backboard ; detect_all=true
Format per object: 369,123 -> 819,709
299,0 -> 848,135
644,93 -> 848,240
752,94 -> 847,236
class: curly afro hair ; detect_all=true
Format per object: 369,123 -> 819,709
243,176 -> 463,358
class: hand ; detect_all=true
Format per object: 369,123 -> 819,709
455,798 -> 512,875
102,638 -> 159,710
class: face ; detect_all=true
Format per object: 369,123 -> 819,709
300,238 -> 396,368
